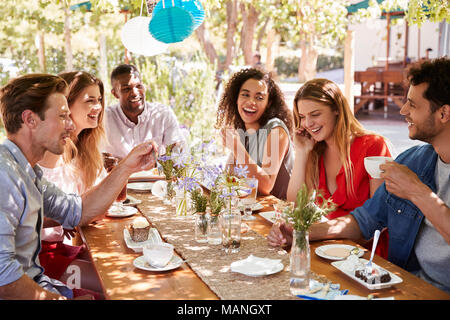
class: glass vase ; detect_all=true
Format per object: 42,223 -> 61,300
175,187 -> 190,216
163,179 -> 175,206
221,207 -> 241,253
289,230 -> 310,295
207,213 -> 222,245
194,212 -> 208,243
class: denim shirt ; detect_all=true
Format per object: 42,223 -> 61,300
351,144 -> 437,272
0,140 -> 82,298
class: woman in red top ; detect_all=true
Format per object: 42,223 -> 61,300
285,78 -> 391,258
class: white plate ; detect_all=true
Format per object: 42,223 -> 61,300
129,169 -> 163,182
251,202 -> 264,211
315,244 -> 364,261
133,254 -> 183,272
230,255 -> 284,277
123,228 -> 163,253
127,182 -> 154,192
122,195 -> 142,206
106,205 -> 138,218
258,211 -> 277,224
331,258 -> 403,290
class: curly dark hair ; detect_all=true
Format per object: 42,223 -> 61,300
406,56 -> 450,113
215,68 -> 293,134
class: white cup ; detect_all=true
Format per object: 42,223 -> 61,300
364,156 -> 393,179
143,243 -> 174,268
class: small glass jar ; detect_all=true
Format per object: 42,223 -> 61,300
194,212 -> 208,243
207,213 -> 221,245
221,207 -> 241,253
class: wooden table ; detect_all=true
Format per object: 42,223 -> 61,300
80,192 -> 449,300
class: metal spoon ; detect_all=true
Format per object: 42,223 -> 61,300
366,230 -> 381,274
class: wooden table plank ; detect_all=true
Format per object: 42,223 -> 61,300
80,192 -> 449,300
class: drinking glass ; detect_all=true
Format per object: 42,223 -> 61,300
240,177 -> 258,221
103,153 -> 127,211
221,208 -> 241,253
273,200 -> 294,223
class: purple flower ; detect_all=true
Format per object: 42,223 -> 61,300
233,165 -> 248,178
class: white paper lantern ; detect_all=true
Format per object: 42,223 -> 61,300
121,16 -> 169,56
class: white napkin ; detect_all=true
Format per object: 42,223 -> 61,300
151,180 -> 167,198
230,255 -> 282,276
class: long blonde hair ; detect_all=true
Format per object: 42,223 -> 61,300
293,78 -> 379,196
59,71 -> 106,191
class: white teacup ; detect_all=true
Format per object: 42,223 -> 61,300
364,156 -> 393,179
143,243 -> 174,268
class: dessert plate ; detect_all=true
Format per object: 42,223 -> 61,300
122,195 -> 142,206
315,244 -> 364,261
230,255 -> 284,277
258,211 -> 277,224
123,227 -> 163,253
129,169 -> 163,182
133,255 -> 183,272
332,258 -> 403,290
106,205 -> 138,218
127,182 -> 154,192
250,202 -> 264,211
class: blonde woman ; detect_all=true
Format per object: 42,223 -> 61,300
38,71 -> 107,298
39,71 -> 107,194
270,78 -> 392,257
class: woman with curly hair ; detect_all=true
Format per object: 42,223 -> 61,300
216,68 -> 294,199
38,71 -> 107,298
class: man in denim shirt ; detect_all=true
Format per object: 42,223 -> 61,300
268,57 -> 450,294
0,74 -> 158,299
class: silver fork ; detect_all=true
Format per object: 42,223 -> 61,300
366,229 -> 381,274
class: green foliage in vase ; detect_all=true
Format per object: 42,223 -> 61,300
284,184 -> 336,233
208,187 -> 225,216
191,188 -> 208,214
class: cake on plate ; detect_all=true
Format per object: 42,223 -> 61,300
127,217 -> 150,242
355,267 -> 391,284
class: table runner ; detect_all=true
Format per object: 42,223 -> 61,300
133,192 -> 300,300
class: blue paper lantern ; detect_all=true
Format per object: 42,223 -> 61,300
153,0 -> 205,30
149,5 -> 195,44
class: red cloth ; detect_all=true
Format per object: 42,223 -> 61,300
39,241 -> 83,280
317,134 -> 391,259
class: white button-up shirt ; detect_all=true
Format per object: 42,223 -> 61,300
103,101 -> 185,159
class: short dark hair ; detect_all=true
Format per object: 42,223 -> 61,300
407,56 -> 450,113
110,64 -> 141,85
0,74 -> 67,134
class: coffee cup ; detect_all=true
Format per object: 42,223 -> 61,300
364,156 -> 393,179
143,243 -> 174,268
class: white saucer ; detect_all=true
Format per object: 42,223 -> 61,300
127,182 -> 154,192
106,205 -> 138,218
315,244 -> 364,260
133,255 -> 183,272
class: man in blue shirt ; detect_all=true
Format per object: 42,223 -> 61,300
268,57 -> 450,293
0,74 -> 158,299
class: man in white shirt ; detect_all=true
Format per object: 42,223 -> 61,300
0,73 -> 158,299
104,64 -> 185,159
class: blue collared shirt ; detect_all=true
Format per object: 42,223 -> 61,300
0,140 -> 82,298
351,144 -> 438,272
